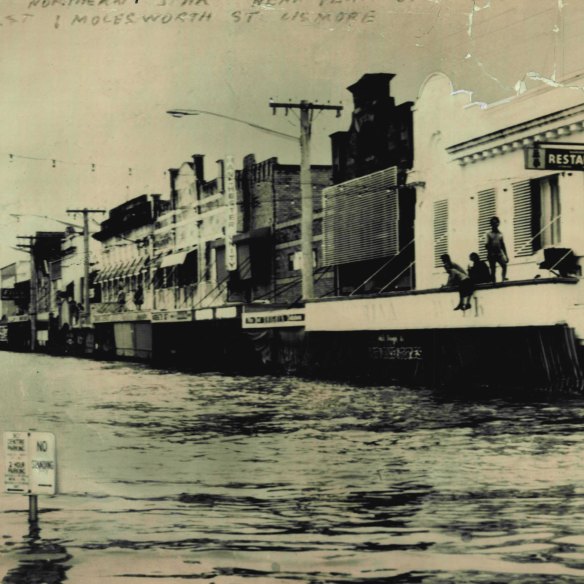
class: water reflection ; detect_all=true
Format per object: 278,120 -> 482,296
2,353 -> 584,582
2,517 -> 71,584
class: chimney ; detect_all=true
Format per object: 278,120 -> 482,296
243,153 -> 256,169
347,73 -> 396,109
168,168 -> 179,210
216,159 -> 225,193
192,154 -> 205,182
150,194 -> 162,220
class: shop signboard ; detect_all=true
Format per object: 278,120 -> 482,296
152,309 -> 193,323
224,155 -> 238,271
215,306 -> 238,319
93,311 -> 151,323
7,315 -> 30,323
1,288 -> 22,301
525,145 -> 584,171
242,308 -> 306,329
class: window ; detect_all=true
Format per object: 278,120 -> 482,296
513,175 -> 560,257
433,199 -> 448,267
477,188 -> 496,260
535,175 -> 561,248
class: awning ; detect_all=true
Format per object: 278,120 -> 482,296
233,226 -> 272,244
129,256 -> 147,277
102,259 -> 133,280
109,261 -> 128,280
160,251 -> 188,269
95,264 -> 113,283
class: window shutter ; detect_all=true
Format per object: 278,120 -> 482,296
323,167 -> 399,266
433,199 -> 448,268
513,180 -> 533,257
477,188 -> 496,260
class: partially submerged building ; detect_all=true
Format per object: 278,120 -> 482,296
302,72 -> 584,390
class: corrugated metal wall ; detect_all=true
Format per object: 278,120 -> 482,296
323,167 -> 399,266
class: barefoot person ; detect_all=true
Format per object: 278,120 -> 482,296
484,216 -> 509,282
441,254 -> 473,310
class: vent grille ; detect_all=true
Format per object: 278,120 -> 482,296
323,167 -> 399,266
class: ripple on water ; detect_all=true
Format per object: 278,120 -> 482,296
2,353 -> 584,582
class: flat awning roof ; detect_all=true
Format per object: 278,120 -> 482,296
160,251 -> 188,268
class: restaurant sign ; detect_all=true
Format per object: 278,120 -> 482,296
525,145 -> 584,171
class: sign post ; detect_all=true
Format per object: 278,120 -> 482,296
4,431 -> 57,523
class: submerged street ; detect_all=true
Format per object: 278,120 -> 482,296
1,351 -> 584,583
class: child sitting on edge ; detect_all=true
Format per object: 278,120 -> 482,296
468,252 -> 491,284
441,254 -> 473,310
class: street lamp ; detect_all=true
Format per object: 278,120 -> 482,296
166,109 -> 297,142
10,213 -> 82,230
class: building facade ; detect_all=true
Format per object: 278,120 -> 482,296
300,72 -> 584,390
92,194 -> 169,359
412,72 -> 584,290
150,153 -> 332,369
322,73 -> 416,295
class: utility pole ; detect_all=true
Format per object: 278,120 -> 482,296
66,208 -> 105,325
270,100 -> 342,300
16,236 -> 36,352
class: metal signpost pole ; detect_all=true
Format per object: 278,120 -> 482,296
29,493 -> 38,523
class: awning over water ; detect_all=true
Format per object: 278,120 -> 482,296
110,260 -> 133,280
94,264 -> 113,283
128,256 -> 148,277
160,251 -> 188,269
96,257 -> 146,282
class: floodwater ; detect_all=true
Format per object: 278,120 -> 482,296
1,352 -> 584,583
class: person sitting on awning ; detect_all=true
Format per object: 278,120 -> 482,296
468,252 -> 491,284
441,254 -> 473,311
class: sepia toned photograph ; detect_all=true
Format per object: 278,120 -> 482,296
1,0 -> 584,581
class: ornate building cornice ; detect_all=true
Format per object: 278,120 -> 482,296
446,103 -> 584,166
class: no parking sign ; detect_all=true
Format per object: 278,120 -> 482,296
3,431 -> 56,495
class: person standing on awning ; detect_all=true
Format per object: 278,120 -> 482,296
484,216 -> 509,283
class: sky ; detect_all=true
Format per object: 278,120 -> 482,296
0,0 -> 582,265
